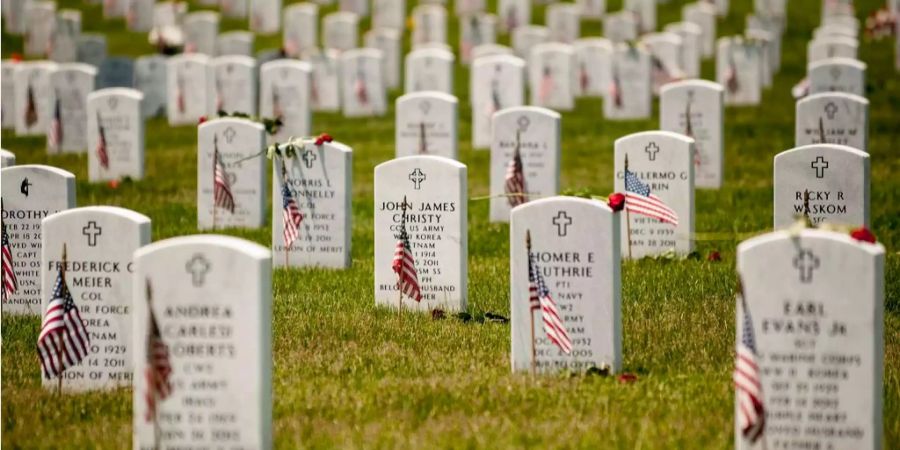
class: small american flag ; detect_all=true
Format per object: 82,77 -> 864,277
391,198 -> 422,302
734,290 -> 765,443
280,163 -> 303,248
354,69 -> 368,105
2,217 -> 18,301
608,70 -> 622,109
25,83 -> 38,128
504,132 -> 527,207
272,87 -> 284,119
96,112 -> 110,170
176,73 -> 186,113
527,241 -> 572,354
651,56 -> 681,89
725,56 -> 740,94
579,63 -> 589,92
48,95 -> 63,150
213,136 -> 236,213
487,77 -> 502,117
624,163 -> 679,226
144,279 -> 172,422
538,66 -> 554,104
37,253 -> 91,380
505,4 -> 517,30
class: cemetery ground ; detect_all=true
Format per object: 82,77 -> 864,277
2,0 -> 899,448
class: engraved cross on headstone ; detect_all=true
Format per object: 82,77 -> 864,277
302,148 -> 316,168
793,248 -> 820,283
409,168 -> 426,190
82,221 -> 102,247
552,211 -> 573,237
645,142 -> 660,161
223,126 -> 237,144
824,102 -> 838,120
811,156 -> 829,178
186,254 -> 211,287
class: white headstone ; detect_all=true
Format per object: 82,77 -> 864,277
272,141 -> 352,268
605,44 -> 651,120
373,0 -> 405,30
14,61 -> 58,136
48,63 -> 96,154
603,11 -> 639,43
577,0 -> 605,19
283,3 -> 318,56
50,10 -> 81,63
664,22 -> 702,78
184,11 -> 220,55
614,131 -> 694,258
97,57 -> 135,89
498,0 -> 530,33
471,54 -> 525,149
374,156 -> 468,312
1,149 -> 15,167
126,0 -> 155,32
197,118 -> 267,230
134,55 -> 168,119
735,229 -> 884,450
490,106 -> 560,222
625,0 -> 655,32
322,12 -> 359,51
412,5 -> 448,46
510,196 -> 621,373
339,49 -> 386,117
364,28 -> 401,90
1,61 -> 16,130
259,60 -> 312,144
460,13 -> 497,64
795,92 -> 868,152
25,1 -> 56,57
3,0 -> 28,34
512,25 -> 548,64
717,37 -> 763,106
167,54 -> 213,125
40,206 -> 150,391
683,2 -> 716,58
396,92 -> 458,159
217,30 -> 254,56
221,0 -> 248,18
132,235 -> 272,449
249,0 -> 281,34
573,38 -> 612,98
211,56 -> 257,115
528,43 -> 575,111
305,49 -> 341,112
77,34 -> 107,67
546,3 -> 580,44
404,48 -> 454,94
773,144 -> 869,228
745,29 -> 774,88
660,80 -> 724,189
808,57 -> 866,97
87,88 -> 145,182
1,164 -> 76,315
642,32 -> 685,95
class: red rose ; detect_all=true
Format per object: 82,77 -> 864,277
11,53 -> 23,62
108,179 -> 120,189
315,133 -> 333,145
707,251 -> 722,262
198,115 -> 208,124
617,373 -> 638,384
850,227 -> 876,244
607,192 -> 625,212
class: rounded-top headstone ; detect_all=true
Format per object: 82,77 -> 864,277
395,91 -> 459,160
87,87 -> 146,181
132,234 -> 272,449
660,79 -> 725,189
795,92 -> 868,152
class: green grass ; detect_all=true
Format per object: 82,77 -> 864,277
3,0 -> 900,448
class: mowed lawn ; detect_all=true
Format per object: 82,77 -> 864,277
2,0 -> 899,448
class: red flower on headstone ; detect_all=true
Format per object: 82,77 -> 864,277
707,251 -> 722,262
315,133 -> 333,145
849,227 -> 876,244
607,192 -> 625,212
11,53 -> 22,62
617,373 -> 638,384
198,115 -> 208,124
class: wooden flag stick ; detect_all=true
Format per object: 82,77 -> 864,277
419,122 -> 427,154
803,189 -> 811,225
212,135 -> 219,231
56,243 -> 68,395
147,279 -> 162,450
624,154 -> 633,259
526,230 -> 536,376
